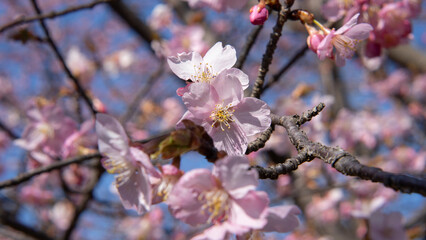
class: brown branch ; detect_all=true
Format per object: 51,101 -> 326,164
0,0 -> 114,33
235,25 -> 264,70
245,125 -> 275,154
270,104 -> 426,196
251,151 -> 314,179
250,5 -> 291,98
0,216 -> 54,240
30,0 -> 98,116
0,153 -> 101,189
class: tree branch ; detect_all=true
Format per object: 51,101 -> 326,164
251,5 -> 291,98
30,0 -> 98,116
269,104 -> 426,196
0,0 -> 114,33
235,25 -> 263,70
0,153 -> 101,189
246,125 -> 275,154
0,119 -> 18,140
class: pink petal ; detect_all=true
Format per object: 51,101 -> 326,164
344,23 -> 373,40
233,98 -> 271,136
317,33 -> 334,60
205,121 -> 248,155
192,222 -> 249,240
117,168 -> 152,214
262,205 -> 301,232
203,42 -> 237,74
222,68 -> 249,90
167,169 -> 216,225
182,83 -> 219,119
230,190 -> 269,229
176,110 -> 203,129
213,156 -> 258,199
210,70 -> 243,106
167,52 -> 203,80
130,147 -> 161,179
335,13 -> 360,35
96,113 -> 129,158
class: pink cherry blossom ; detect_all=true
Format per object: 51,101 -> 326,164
14,100 -> 77,164
151,164 -> 184,204
261,205 -> 301,233
177,71 -> 270,155
369,211 -> 407,240
317,13 -> 373,66
148,4 -> 173,30
168,42 -> 249,90
168,156 -> 269,238
183,0 -> 248,12
96,113 -> 160,214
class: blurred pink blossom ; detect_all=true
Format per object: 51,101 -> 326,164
369,211 -> 407,240
183,0 -> 248,11
96,113 -> 160,214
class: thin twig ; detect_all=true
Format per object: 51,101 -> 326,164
235,25 -> 263,70
251,6 -> 291,98
0,0 -> 114,33
262,44 -> 309,92
0,119 -> 18,139
120,61 -> 164,123
30,0 -> 98,116
0,153 -> 101,189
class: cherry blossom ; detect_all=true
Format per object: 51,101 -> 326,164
316,13 -> 373,66
177,70 -> 270,155
369,211 -> 407,240
249,4 -> 269,25
167,42 -> 249,90
96,113 -> 160,214
167,156 -> 269,238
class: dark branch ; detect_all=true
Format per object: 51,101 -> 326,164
120,61 -> 164,123
0,0 -> 114,33
30,0 -> 98,116
251,6 -> 291,98
0,119 -> 18,140
0,153 -> 101,189
0,216 -> 54,240
270,104 -> 426,196
262,44 -> 309,92
251,151 -> 314,179
235,25 -> 263,70
246,125 -> 275,154
108,0 -> 160,51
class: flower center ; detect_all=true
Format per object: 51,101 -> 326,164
332,35 -> 360,58
191,63 -> 216,83
156,175 -> 178,201
198,188 -> 230,223
210,103 -> 235,131
37,122 -> 54,138
102,157 -> 133,186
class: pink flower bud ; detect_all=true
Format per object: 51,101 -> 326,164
307,33 -> 324,53
250,5 -> 269,25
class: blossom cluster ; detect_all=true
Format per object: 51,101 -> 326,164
93,42 -> 301,239
321,0 -> 421,68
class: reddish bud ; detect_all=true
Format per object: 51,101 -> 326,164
249,5 -> 269,25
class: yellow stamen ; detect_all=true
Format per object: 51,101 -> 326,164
210,103 -> 235,131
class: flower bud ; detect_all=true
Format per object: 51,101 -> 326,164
249,5 -> 269,25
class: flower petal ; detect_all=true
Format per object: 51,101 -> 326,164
229,190 -> 269,229
344,23 -> 373,40
210,70 -> 243,106
262,205 -> 301,232
182,82 -> 219,118
167,52 -> 203,80
130,147 -> 161,179
213,156 -> 258,199
317,32 -> 334,60
116,168 -> 151,214
203,42 -> 237,74
205,121 -> 248,155
167,169 -> 216,225
96,113 -> 129,158
336,13 -> 360,35
233,97 -> 271,136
